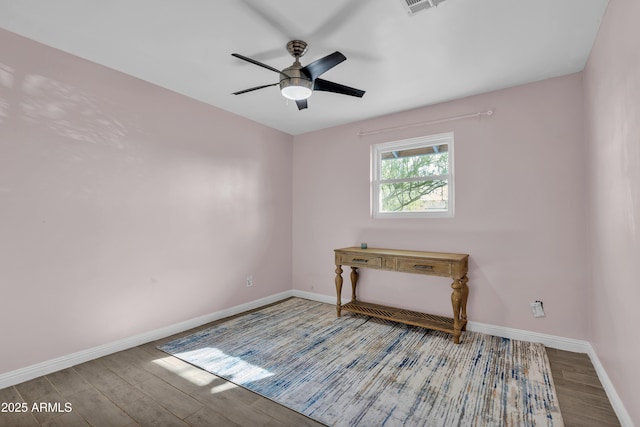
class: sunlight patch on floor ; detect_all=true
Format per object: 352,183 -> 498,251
172,347 -> 274,385
154,347 -> 273,390
210,382 -> 239,394
152,356 -> 216,387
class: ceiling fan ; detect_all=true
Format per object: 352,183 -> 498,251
231,40 -> 365,110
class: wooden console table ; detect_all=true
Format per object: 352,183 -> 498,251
334,247 -> 469,344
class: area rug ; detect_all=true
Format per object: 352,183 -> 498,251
158,298 -> 564,427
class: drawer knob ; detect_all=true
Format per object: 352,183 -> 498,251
414,265 -> 433,270
352,258 -> 369,263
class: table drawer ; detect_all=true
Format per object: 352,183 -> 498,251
339,253 -> 383,268
397,259 -> 451,276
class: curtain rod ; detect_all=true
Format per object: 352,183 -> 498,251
358,109 -> 494,137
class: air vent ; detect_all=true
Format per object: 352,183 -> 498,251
402,0 -> 447,15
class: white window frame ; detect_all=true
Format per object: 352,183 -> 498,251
371,132 -> 454,219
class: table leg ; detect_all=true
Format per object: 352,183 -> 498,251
335,265 -> 343,317
460,275 -> 469,331
451,278 -> 464,344
350,267 -> 359,302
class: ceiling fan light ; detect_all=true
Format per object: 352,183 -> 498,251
280,72 -> 313,101
281,85 -> 313,100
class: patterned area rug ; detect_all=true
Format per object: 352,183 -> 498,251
159,298 -> 564,427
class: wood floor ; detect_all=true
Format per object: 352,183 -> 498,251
546,348 -> 621,427
0,309 -> 621,426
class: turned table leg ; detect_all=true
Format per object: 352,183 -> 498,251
350,267 -> 359,302
460,275 -> 469,331
451,278 -> 464,344
335,265 -> 343,317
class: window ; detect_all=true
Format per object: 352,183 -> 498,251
371,132 -> 454,218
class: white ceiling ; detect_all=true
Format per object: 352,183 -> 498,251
0,0 -> 609,135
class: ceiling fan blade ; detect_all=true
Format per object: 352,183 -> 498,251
314,78 -> 365,98
232,83 -> 278,95
237,0 -> 300,40
301,51 -> 347,80
307,0 -> 368,41
232,53 -> 281,74
295,99 -> 308,110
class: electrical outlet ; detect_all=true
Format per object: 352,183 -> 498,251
530,301 -> 545,318
246,275 -> 253,287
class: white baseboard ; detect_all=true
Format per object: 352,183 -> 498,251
0,291 -> 294,390
1,289 -> 632,426
465,321 -> 592,353
586,344 -> 634,427
291,289 -> 336,305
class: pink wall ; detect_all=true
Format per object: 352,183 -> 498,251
584,1 -> 640,423
292,73 -> 589,340
3,8 -> 636,420
0,29 -> 293,374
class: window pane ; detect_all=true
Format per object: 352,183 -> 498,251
380,146 -> 448,180
379,180 -> 448,212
